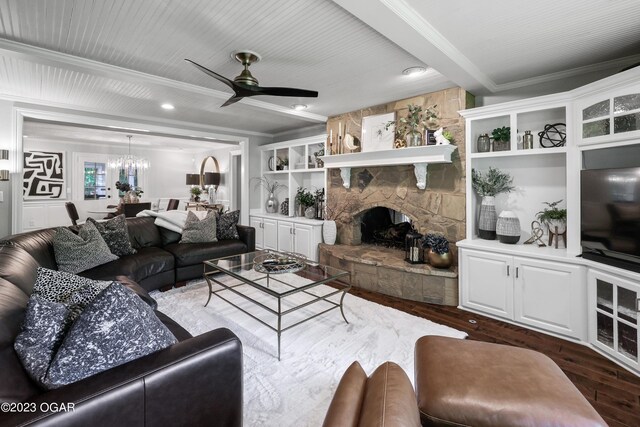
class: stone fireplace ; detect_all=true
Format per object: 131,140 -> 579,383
318,87 -> 472,306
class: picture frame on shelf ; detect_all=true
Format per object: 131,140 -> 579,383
361,112 -> 395,152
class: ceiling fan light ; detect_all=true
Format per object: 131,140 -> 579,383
402,66 -> 427,76
291,104 -> 308,111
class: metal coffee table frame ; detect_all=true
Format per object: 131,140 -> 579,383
203,251 -> 351,360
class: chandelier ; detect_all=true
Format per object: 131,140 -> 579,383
108,135 -> 149,173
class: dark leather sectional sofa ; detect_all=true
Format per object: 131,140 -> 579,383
0,217 -> 255,426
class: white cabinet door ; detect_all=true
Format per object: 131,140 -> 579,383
293,224 -> 313,260
460,249 -> 513,319
277,221 -> 293,253
249,216 -> 264,249
263,219 -> 278,250
514,257 -> 585,340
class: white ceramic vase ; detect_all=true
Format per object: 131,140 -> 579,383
323,220 -> 337,245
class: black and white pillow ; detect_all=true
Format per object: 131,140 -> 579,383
180,210 -> 217,244
44,283 -> 177,389
33,268 -> 113,322
53,221 -> 119,274
14,296 -> 72,386
86,215 -> 136,257
216,210 -> 240,240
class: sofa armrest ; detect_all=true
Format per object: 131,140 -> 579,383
1,328 -> 243,427
236,225 -> 255,252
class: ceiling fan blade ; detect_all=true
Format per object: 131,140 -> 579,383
254,86 -> 318,98
185,59 -> 235,90
221,95 -> 243,107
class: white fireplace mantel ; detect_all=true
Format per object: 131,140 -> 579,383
319,144 -> 458,189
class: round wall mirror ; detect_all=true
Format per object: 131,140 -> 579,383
199,156 -> 220,190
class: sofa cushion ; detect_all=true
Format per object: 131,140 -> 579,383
0,228 -> 58,270
180,211 -> 217,244
0,344 -> 41,403
217,210 -> 240,240
164,240 -> 248,268
322,361 -> 367,427
53,222 -> 118,274
14,295 -> 72,387
79,247 -> 175,283
87,215 -> 137,257
0,244 -> 39,296
45,283 -> 177,389
33,268 -> 112,322
126,216 -> 163,249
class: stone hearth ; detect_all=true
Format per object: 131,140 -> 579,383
319,243 -> 458,306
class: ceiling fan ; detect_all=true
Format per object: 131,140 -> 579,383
186,51 -> 318,107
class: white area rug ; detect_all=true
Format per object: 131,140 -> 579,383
152,277 -> 467,427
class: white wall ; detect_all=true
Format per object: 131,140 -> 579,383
0,100 -> 12,238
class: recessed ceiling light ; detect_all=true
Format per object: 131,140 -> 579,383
22,135 -> 28,138
161,103 -> 175,110
291,104 -> 307,111
402,66 -> 427,76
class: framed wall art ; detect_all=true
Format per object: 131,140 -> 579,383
23,150 -> 66,199
361,112 -> 395,152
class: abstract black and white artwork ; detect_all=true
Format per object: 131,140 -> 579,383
23,151 -> 65,199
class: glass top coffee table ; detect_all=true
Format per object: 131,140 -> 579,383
203,250 -> 351,360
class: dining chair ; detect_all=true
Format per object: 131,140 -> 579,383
123,202 -> 152,218
167,199 -> 180,211
65,202 -> 80,227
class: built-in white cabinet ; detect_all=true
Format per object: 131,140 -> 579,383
250,214 -> 323,261
460,248 -> 586,340
251,217 -> 278,251
588,269 -> 639,373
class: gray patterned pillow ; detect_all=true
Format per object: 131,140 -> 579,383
33,267 -> 113,322
180,210 -> 217,243
44,283 -> 177,389
14,296 -> 72,386
216,210 -> 240,240
86,215 -> 136,256
53,221 -> 119,274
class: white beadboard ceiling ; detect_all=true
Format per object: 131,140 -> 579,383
0,0 -> 639,138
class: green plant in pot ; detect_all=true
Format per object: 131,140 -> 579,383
536,199 -> 567,233
491,126 -> 511,151
384,104 -> 439,147
472,167 -> 515,240
295,187 -> 315,217
190,186 -> 202,202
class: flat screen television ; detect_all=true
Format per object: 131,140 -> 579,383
581,167 -> 640,271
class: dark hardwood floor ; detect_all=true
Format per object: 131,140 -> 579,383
348,287 -> 640,427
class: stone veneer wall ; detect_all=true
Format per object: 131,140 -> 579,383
326,87 -> 473,263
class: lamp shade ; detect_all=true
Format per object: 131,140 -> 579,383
186,173 -> 200,185
204,172 -> 221,186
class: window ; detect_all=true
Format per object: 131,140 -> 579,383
83,161 -> 107,200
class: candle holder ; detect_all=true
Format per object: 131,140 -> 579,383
405,231 -> 425,264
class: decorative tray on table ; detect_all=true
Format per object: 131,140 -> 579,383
253,252 -> 306,274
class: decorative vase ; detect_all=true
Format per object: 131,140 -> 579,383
478,196 -> 498,240
427,249 -> 453,269
297,204 -> 305,217
265,192 -> 278,213
477,134 -> 491,152
304,206 -> 315,219
123,192 -> 132,204
280,198 -> 289,215
405,131 -> 422,147
323,220 -> 337,245
128,191 -> 139,204
496,210 -> 521,244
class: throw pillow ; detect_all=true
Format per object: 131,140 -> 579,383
33,267 -> 113,322
53,221 -> 119,274
44,283 -> 177,389
14,296 -> 72,386
180,210 -> 217,244
216,210 -> 240,240
86,215 -> 136,256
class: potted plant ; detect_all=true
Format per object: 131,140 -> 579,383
314,146 -> 325,168
295,187 -> 315,217
190,186 -> 202,202
252,176 -> 286,213
385,104 -> 439,147
471,167 -> 515,240
281,158 -> 289,170
536,199 -> 567,234
491,126 -> 511,151
421,233 -> 452,268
